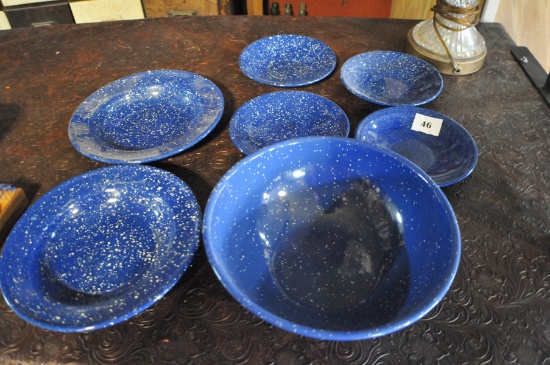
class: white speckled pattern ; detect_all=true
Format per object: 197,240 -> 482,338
0,165 -> 201,332
229,91 -> 349,155
68,70 -> 224,164
239,34 -> 337,87
203,136 -> 461,341
341,51 -> 443,106
356,106 -> 478,186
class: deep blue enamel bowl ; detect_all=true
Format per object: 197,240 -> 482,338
356,106 -> 478,187
69,70 -> 224,164
203,136 -> 460,341
239,34 -> 337,87
0,165 -> 201,332
341,51 -> 443,106
229,91 -> 349,155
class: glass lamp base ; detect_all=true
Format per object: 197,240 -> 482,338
406,28 -> 486,76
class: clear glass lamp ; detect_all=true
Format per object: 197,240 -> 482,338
406,0 -> 487,75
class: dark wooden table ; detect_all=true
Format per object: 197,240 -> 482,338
0,16 -> 549,365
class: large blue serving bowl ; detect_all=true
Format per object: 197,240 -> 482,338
203,136 -> 460,341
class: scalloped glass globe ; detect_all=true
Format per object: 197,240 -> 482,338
411,0 -> 486,60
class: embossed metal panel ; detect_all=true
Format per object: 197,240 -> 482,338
0,16 -> 548,365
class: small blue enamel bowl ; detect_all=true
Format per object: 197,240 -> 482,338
229,91 -> 350,155
0,165 -> 201,332
356,106 -> 478,187
341,51 -> 443,106
203,136 -> 460,341
239,34 -> 337,87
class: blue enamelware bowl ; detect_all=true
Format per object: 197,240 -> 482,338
356,106 -> 478,187
341,51 -> 443,106
0,165 -> 201,332
203,136 -> 460,341
239,34 -> 337,87
68,70 -> 224,164
229,91 -> 349,155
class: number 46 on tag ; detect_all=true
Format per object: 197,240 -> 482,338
411,113 -> 443,136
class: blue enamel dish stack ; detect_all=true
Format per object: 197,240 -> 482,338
0,35 -> 470,340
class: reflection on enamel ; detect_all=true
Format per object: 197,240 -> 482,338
292,168 -> 306,179
146,85 -> 163,97
259,231 -> 270,247
67,204 -> 79,216
394,211 -> 403,225
105,188 -> 121,204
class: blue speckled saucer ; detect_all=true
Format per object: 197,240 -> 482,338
341,51 -> 443,106
0,165 -> 201,332
68,70 -> 224,164
356,106 -> 478,186
239,34 -> 337,87
229,91 -> 349,155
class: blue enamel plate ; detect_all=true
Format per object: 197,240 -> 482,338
0,165 -> 201,332
230,91 -> 349,155
341,51 -> 443,106
69,70 -> 224,164
239,34 -> 337,87
356,106 -> 478,186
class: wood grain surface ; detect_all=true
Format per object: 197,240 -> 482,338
494,0 -> 549,71
142,0 -> 220,17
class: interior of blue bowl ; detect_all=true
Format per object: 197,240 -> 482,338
203,136 -> 460,340
93,85 -> 204,150
0,165 -> 201,332
356,106 -> 478,186
340,51 -> 443,106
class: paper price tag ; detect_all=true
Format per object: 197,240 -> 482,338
411,113 -> 443,136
